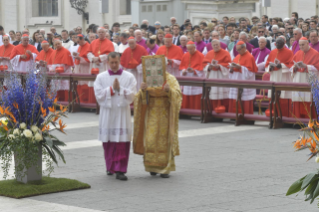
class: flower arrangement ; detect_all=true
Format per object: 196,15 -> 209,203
286,73 -> 319,205
0,70 -> 67,180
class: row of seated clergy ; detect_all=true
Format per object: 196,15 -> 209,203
177,37 -> 319,119
179,40 -> 257,115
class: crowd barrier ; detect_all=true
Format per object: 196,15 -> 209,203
0,72 -> 315,129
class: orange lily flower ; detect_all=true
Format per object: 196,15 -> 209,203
52,116 -> 59,122
13,102 -> 18,109
309,121 -> 314,128
48,106 -> 56,113
54,98 -> 57,104
41,107 -> 47,117
3,126 -> 8,131
310,140 -> 317,153
294,140 -> 302,149
59,119 -> 67,133
42,125 -> 50,132
0,106 -> 4,114
9,113 -> 17,123
4,107 -> 10,115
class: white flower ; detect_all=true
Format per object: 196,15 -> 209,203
34,133 -> 43,142
13,128 -> 20,136
23,129 -> 33,138
31,125 -> 38,133
20,123 -> 27,130
8,134 -> 15,140
315,157 -> 319,163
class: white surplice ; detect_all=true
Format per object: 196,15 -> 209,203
180,69 -> 203,95
74,57 -> 90,85
166,59 -> 181,77
289,65 -> 318,102
265,64 -> 292,99
119,43 -> 129,54
62,40 -> 74,51
229,66 -> 256,101
10,53 -> 37,72
94,70 -> 137,142
204,64 -> 230,100
48,64 -> 72,91
87,52 -> 111,87
124,64 -> 143,91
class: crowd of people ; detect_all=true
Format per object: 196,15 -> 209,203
0,11 -> 319,179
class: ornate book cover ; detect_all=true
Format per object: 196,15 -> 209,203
142,55 -> 166,88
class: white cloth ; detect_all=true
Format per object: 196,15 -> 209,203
180,69 -> 203,95
94,71 -> 137,142
112,42 -> 119,53
0,34 -> 11,46
166,59 -> 181,77
265,63 -> 292,99
69,45 -> 80,63
204,64 -> 230,100
125,64 -> 143,91
62,40 -> 74,51
202,47 -> 208,56
256,54 -> 269,72
289,65 -> 318,102
49,65 -> 72,91
119,43 -> 129,54
74,57 -> 90,85
10,53 -> 38,72
229,66 -> 256,101
87,52 -> 111,87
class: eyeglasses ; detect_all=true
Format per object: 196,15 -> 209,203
288,28 -> 294,30
211,21 -> 217,23
258,31 -> 264,33
293,33 -> 298,35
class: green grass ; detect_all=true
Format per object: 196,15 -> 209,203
0,177 -> 91,199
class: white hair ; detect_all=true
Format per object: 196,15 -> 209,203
134,29 -> 141,35
97,27 -> 107,32
283,18 -> 290,22
272,25 -> 278,30
211,39 -> 220,44
239,32 -> 248,39
170,17 -> 176,21
142,19 -> 149,24
154,21 -> 161,25
258,36 -> 266,42
180,35 -> 187,41
293,28 -> 302,34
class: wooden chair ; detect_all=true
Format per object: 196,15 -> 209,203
255,72 -> 270,115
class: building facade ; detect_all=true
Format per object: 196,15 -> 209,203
0,0 -> 131,35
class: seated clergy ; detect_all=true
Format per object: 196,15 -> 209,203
251,37 -> 270,72
265,37 -> 294,117
290,37 -> 319,118
203,40 -> 232,112
0,35 -> 15,71
120,37 -> 148,91
156,33 -> 184,77
10,34 -> 39,71
179,41 -> 204,110
228,41 -> 257,114
73,34 -> 91,103
35,40 -> 54,72
47,39 -> 74,102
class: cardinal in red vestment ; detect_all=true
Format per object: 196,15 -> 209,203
203,40 -> 231,113
229,41 -> 257,114
48,39 -> 74,102
156,33 -> 184,77
0,35 -> 15,71
35,40 -> 54,72
10,34 -> 39,71
120,37 -> 148,91
179,41 -> 204,110
87,27 -> 115,104
290,37 -> 319,118
73,35 -> 91,103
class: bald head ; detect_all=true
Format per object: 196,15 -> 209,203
275,37 -> 285,49
186,43 -> 196,54
299,38 -> 310,52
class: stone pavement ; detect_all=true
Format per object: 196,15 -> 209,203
0,112 -> 319,212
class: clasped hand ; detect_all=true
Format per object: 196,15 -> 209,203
113,78 -> 120,91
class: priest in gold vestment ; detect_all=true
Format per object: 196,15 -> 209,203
133,72 -> 182,178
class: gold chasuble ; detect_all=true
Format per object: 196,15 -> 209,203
133,73 -> 182,174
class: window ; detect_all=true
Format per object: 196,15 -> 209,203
162,5 -> 167,11
32,0 -> 58,17
157,5 -> 161,11
148,5 -> 153,12
120,0 -> 131,15
142,5 -> 147,12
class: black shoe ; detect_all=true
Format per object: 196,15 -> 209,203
160,174 -> 170,178
150,172 -> 157,176
116,172 -> 128,181
107,171 -> 113,176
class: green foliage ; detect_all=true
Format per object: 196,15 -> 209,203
0,177 -> 90,198
286,170 -> 319,204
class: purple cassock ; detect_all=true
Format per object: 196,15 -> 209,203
310,42 -> 319,53
252,48 -> 271,64
195,41 -> 206,53
232,41 -> 254,57
291,40 -> 300,55
136,39 -> 148,49
102,68 -> 131,174
179,45 -> 188,53
205,42 -> 227,52
146,44 -> 159,55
